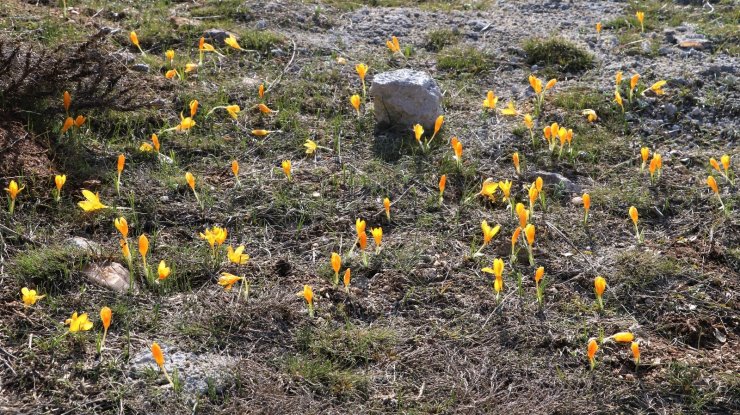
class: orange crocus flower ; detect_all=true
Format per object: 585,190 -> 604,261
588,338 -> 598,370
438,174 -> 446,204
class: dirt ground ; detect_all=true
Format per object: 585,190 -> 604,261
0,0 -> 738,414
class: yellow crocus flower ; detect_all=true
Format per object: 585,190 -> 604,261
350,94 -> 361,116
528,75 -> 542,95
636,11 -> 645,32
479,178 -> 498,201
130,31 -> 144,55
5,180 -> 23,201
219,272 -> 243,291
77,190 -> 107,212
386,36 -> 401,53
481,220 -> 500,246
227,245 -> 250,265
648,80 -> 667,96
413,124 -> 424,143
482,90 -> 497,109
157,260 -> 171,280
608,332 -> 635,343
114,217 -> 129,238
499,101 -> 518,116
588,338 -> 598,369
224,35 -> 242,50
21,287 -> 45,306
282,160 -> 292,181
66,312 -> 93,332
304,139 -> 318,155
371,227 -> 383,249
582,109 -> 597,122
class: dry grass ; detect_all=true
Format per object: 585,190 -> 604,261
0,0 -> 738,413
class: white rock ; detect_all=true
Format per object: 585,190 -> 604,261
83,262 -> 132,293
129,343 -> 239,394
65,236 -> 103,256
369,69 -> 443,131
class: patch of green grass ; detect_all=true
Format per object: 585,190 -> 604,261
155,243 -> 214,290
666,362 -> 716,412
9,244 -> 91,292
189,0 -> 247,20
425,29 -> 460,52
552,88 -> 607,112
232,29 -> 284,53
0,14 -> 87,46
615,32 -> 660,57
523,38 -> 594,75
615,251 -> 686,289
550,87 -> 624,128
437,46 -> 491,74
589,178 -> 652,215
283,355 -> 369,399
297,324 -> 396,367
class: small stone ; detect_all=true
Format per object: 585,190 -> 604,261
420,268 -> 437,280
663,28 -> 677,43
528,171 -> 581,193
201,29 -> 232,45
169,16 -> 201,29
369,69 -> 443,131
689,107 -> 702,120
271,48 -> 285,56
640,40 -> 652,54
676,35 -> 712,50
571,196 -> 583,205
255,20 -> 267,30
157,153 -> 173,164
83,262 -> 131,293
113,51 -> 137,64
664,103 -> 677,118
66,237 -> 103,256
129,343 -> 239,394
132,63 -> 149,73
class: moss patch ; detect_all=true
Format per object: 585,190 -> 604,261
523,38 -> 594,74
437,46 -> 491,73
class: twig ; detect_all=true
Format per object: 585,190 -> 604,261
373,184 -> 416,217
544,221 -> 598,281
0,132 -> 28,153
266,38 -> 297,92
0,223 -> 39,245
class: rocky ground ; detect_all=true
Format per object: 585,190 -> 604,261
0,0 -> 738,414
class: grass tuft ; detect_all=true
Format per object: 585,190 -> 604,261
523,37 -> 594,74
9,244 -> 91,292
437,46 -> 491,73
426,29 -> 460,52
